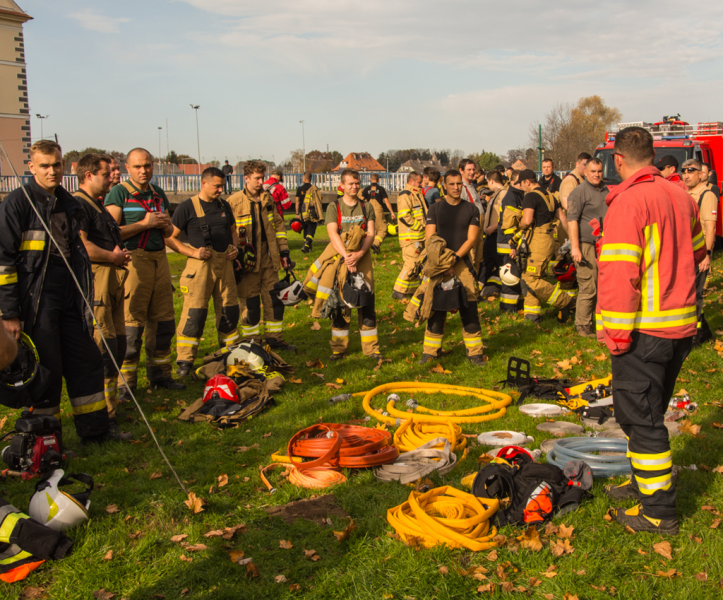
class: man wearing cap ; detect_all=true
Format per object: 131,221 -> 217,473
516,169 -> 573,323
682,158 -> 717,346
655,155 -> 686,190
567,158 -> 608,338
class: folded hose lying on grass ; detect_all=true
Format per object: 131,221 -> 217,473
375,438 -> 457,484
545,437 -> 631,477
393,419 -> 466,453
261,423 -> 399,491
359,383 -> 513,426
387,486 -> 499,551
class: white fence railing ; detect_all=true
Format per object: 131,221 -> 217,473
2,172 -> 412,195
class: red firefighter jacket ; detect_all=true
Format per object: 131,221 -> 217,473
263,176 -> 291,217
664,172 -> 687,191
596,167 -> 706,354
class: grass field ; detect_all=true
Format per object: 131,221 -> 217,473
1,226 -> 722,600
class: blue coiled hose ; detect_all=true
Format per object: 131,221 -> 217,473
546,437 -> 631,477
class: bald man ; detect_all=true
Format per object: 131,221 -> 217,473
105,148 -> 185,398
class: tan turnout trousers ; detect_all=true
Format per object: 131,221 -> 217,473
237,242 -> 283,344
176,246 -> 240,364
119,249 -> 176,388
93,263 -> 127,418
422,262 -> 484,358
522,225 -> 572,319
329,250 -> 380,356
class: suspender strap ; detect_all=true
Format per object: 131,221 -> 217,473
190,195 -> 214,248
120,181 -> 163,250
532,189 -> 556,213
335,200 -> 368,231
73,189 -> 102,213
74,189 -> 125,249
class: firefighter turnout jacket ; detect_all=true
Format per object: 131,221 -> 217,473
228,187 -> 289,344
596,167 -> 707,354
496,185 -> 525,311
263,176 -> 291,218
0,498 -> 74,582
394,185 -> 427,295
0,180 -> 110,437
75,188 -> 129,419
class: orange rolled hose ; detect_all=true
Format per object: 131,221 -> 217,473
260,463 -> 346,491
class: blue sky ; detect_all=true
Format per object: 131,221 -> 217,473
20,0 -> 723,164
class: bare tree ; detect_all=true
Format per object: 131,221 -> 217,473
530,96 -> 622,170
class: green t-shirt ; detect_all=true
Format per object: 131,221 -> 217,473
104,182 -> 170,251
325,199 -> 374,233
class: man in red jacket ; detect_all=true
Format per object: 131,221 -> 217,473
599,127 -> 707,534
654,155 -> 686,190
263,169 -> 291,218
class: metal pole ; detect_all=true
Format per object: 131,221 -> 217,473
190,105 -> 201,175
158,127 -> 162,174
35,114 -> 48,140
299,120 -> 305,171
166,118 -> 169,158
537,123 -> 543,172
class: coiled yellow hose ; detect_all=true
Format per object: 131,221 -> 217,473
358,383 -> 512,425
393,419 -> 466,453
387,486 -> 499,551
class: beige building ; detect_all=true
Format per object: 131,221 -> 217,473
0,1 -> 31,177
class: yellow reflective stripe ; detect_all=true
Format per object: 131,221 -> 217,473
599,243 -> 642,263
547,283 -> 562,305
360,328 -> 378,342
331,329 -> 349,341
598,306 -> 697,330
692,229 -> 705,251
306,278 -> 319,292
398,209 -> 411,217
241,324 -> 261,336
500,295 -> 518,304
0,510 -> 23,541
503,228 -> 517,235
19,240 -> 45,251
524,305 -> 542,313
0,273 -> 18,285
310,260 -> 322,274
120,363 -> 137,373
410,295 -> 421,308
316,285 -> 332,300
177,337 -> 199,346
264,321 -> 283,332
463,336 -> 483,348
506,206 -> 520,213
641,224 -> 660,313
221,331 -> 240,344
630,451 -> 672,471
72,399 -> 107,416
374,236 -> 383,245
0,548 -> 33,565
424,336 -> 443,347
276,231 -> 287,239
497,246 -> 511,254
634,473 -> 672,494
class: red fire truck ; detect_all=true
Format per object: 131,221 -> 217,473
594,116 -> 723,236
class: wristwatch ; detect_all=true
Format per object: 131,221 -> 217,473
707,250 -> 712,256
454,254 -> 461,263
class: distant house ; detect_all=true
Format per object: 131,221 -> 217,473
511,159 -> 528,171
178,162 -> 213,175
397,153 -> 446,174
332,152 -> 385,172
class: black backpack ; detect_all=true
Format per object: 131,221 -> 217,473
472,461 -> 588,527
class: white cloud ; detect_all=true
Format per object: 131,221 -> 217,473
176,0 -> 723,78
69,11 -> 130,34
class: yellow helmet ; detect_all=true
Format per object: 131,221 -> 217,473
387,223 -> 398,236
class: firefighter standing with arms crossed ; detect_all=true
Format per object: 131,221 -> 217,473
0,141 -> 121,444
170,167 -> 240,377
600,127 -> 706,534
105,148 -> 185,396
228,161 -> 295,350
392,172 -> 427,299
74,153 -> 133,436
516,170 -> 573,323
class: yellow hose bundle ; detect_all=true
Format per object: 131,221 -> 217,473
393,419 -> 466,453
387,486 -> 499,551
358,383 -> 512,425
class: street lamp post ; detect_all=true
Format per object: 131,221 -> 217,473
35,114 -> 49,140
158,126 -> 163,174
190,104 -> 201,175
299,120 -> 305,172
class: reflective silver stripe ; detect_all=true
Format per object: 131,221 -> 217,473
602,310 -> 696,325
70,391 -> 104,407
0,544 -> 23,561
636,478 -> 671,491
631,456 -> 671,467
600,248 -> 640,258
0,266 -> 16,275
21,230 -> 44,241
0,505 -> 19,522
360,329 -> 378,338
